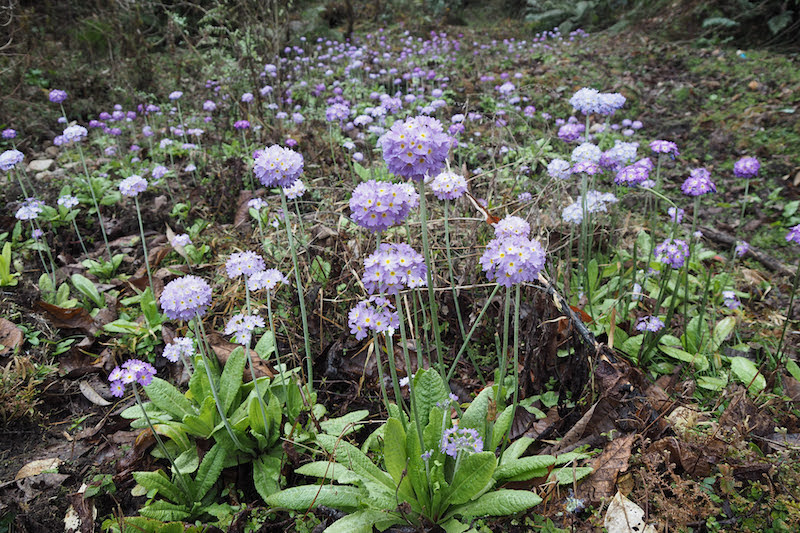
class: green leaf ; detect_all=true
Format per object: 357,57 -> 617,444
265,485 -> 364,511
144,377 -> 194,420
491,405 -> 514,451
383,418 -> 407,485
697,375 -> 728,391
310,256 -> 331,284
787,358 -> 800,383
447,452 -> 496,505
219,346 -> 246,416
71,273 -> 104,308
446,489 -> 541,519
192,443 -> 227,501
320,409 -> 370,437
152,421 -> 192,452
730,356 -> 766,394
248,394 -> 269,437
324,509 -> 403,533
709,316 -> 736,353
253,454 -> 282,501
554,466 -> 593,485
295,461 -> 361,485
254,331 -> 276,360
137,500 -> 192,521
440,518 -> 471,533
405,421 -> 430,511
500,437 -> 533,464
587,259 -> 599,292
494,455 -> 555,482
315,434 -> 395,491
133,471 -> 186,505
460,387 -> 497,442
658,345 -> 709,372
182,396 -> 216,438
412,368 -> 449,423
768,12 -> 793,35
174,448 -> 199,475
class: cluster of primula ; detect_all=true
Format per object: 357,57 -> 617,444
225,314 -> 266,345
681,168 -> 716,196
347,297 -> 400,341
378,115 -> 453,181
440,425 -> 483,458
428,170 -> 468,200
655,238 -> 690,269
108,359 -> 156,397
363,242 -> 427,295
733,156 -> 760,179
569,87 -> 626,116
119,175 -> 148,197
253,145 -> 304,187
636,316 -> 665,333
162,337 -> 195,363
159,275 -> 213,321
349,179 -> 419,232
479,215 -> 546,287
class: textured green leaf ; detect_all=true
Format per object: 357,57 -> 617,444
491,405 -> 513,450
133,471 -> 185,505
500,437 -> 533,464
406,421 -> 430,511
659,345 -> 709,372
383,418 -> 407,485
730,356 -> 766,394
494,455 -> 555,482
447,452 -> 496,505
254,330 -> 276,360
144,377 -> 194,420
253,454 -> 282,501
324,509 -> 403,533
413,369 -> 449,422
320,409 -> 370,437
266,485 -> 364,511
710,317 -> 736,353
787,358 -> 800,382
137,500 -> 191,521
460,387 -> 495,441
295,461 -> 361,484
71,273 -> 104,308
316,434 -> 394,491
447,489 -> 541,519
192,443 -> 227,501
554,466 -> 594,485
219,346 -> 246,415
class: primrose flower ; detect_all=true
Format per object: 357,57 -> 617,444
247,268 -> 288,291
348,298 -> 399,340
2,128 -> 16,139
0,149 -> 24,171
480,234 -> 546,287
108,359 -> 156,397
241,92 -> 254,103
547,158 -> 572,180
557,123 -> 585,142
429,170 -> 468,200
253,145 -> 304,188
569,88 -> 602,115
15,198 -> 44,221
57,195 -> 79,209
363,242 -> 427,295
282,179 -> 306,199
225,313 -> 265,345
722,290 -> 741,310
735,241 -> 749,257
378,115 -> 453,182
650,140 -> 679,157
62,125 -> 88,143
571,160 -> 601,175
325,103 -> 350,123
162,337 -> 194,363
681,168 -> 716,196
655,238 -> 690,269
571,142 -> 602,163
636,316 -> 665,333
203,100 -> 216,111
440,426 -> 483,458
225,250 -> 266,279
159,275 -> 213,321
733,156 -> 760,179
786,224 -> 800,244
152,165 -> 168,180
614,163 -> 649,187
119,175 -> 148,197
518,192 -> 533,202
494,215 -> 530,239
248,198 -> 267,210
49,89 -> 68,103
561,203 -> 583,225
169,91 -> 183,100
668,207 -> 685,224
349,179 -> 419,233
170,233 -> 192,247
234,120 -> 251,130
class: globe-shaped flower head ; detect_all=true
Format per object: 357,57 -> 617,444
49,89 -> 68,103
119,175 -> 148,197
225,251 -> 266,279
253,145 -> 304,188
63,125 -> 88,143
786,224 -> 800,245
159,275 -> 213,321
480,234 -> 546,287
493,215 -> 531,239
247,268 -> 289,292
650,140 -> 679,157
363,242 -> 427,295
378,115 -> 453,182
349,179 -> 419,233
733,157 -> 760,179
0,149 -> 24,171
655,238 -> 690,269
614,164 -> 650,187
681,168 -> 716,196
429,170 -> 468,200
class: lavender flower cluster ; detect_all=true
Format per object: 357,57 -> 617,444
569,87 -> 626,116
349,179 -> 419,232
655,238 -> 690,269
440,426 -> 483,458
429,170 -> 468,200
253,145 -> 304,188
159,275 -> 213,321
225,314 -> 266,345
681,168 -> 716,196
162,337 -> 194,363
108,359 -> 156,397
480,216 -> 546,287
378,115 -> 453,182
347,297 -> 400,340
733,156 -> 760,179
363,242 -> 427,295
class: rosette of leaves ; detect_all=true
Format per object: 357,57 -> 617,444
121,331 -> 368,522
267,368 -> 552,532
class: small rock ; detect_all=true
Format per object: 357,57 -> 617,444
27,159 -> 54,172
63,161 -> 81,171
45,146 -> 60,158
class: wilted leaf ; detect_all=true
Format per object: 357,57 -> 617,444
79,380 -> 111,406
35,301 -> 99,335
604,491 -> 657,533
15,458 -> 62,480
578,433 -> 635,503
0,317 -> 24,356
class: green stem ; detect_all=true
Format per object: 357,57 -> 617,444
71,216 -> 89,257
244,283 -> 270,438
495,285 -> 512,410
76,144 -> 112,261
266,291 -> 288,403
394,292 -> 425,450
417,179 -> 445,376
134,196 -> 154,292
444,199 -> 466,338
445,284 -> 501,384
777,263 -> 800,365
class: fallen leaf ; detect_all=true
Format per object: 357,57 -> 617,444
578,433 -> 636,503
604,491 -> 657,533
0,317 -> 24,356
15,458 -> 62,480
35,301 -> 99,336
79,380 -> 111,406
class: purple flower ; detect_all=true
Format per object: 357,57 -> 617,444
225,313 -> 265,345
347,298 -> 399,340
247,268 -> 288,291
169,91 -> 183,100
62,125 -> 88,143
58,195 -> 79,209
152,165 -> 168,180
2,128 -> 16,139
119,175 -> 148,197
378,115 -> 453,182
162,337 -> 194,363
225,250 -> 266,279
363,242 -> 427,295
203,100 -> 217,112
15,198 -> 44,221
480,235 -> 546,287
557,123 -> 585,142
518,192 -> 533,202
241,92 -> 254,103
253,145 -> 304,188
429,170 -> 468,200
547,159 -> 572,180
571,142 -> 601,163
681,168 -> 716,196
32,228 -> 43,239
735,241 -> 749,257
569,88 -> 602,115
786,224 -> 800,244
248,198 -> 267,210
733,156 -> 760,179
349,180 -> 419,233
325,103 -> 350,123
562,203 -> 583,225
49,89 -> 68,103
159,275 -> 213,321
668,207 -> 685,224
722,290 -> 741,310
636,316 -> 665,333
440,426 -> 483,458
571,160 -> 601,175
109,359 -> 156,396
0,149 -> 24,171
234,120 -> 251,130
282,179 -> 306,200
170,233 -> 192,247
655,238 -> 690,269
494,215 -> 530,239
614,164 -> 649,187
650,140 -> 679,157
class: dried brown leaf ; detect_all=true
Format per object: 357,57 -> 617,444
0,318 -> 24,356
35,301 -> 99,335
578,433 -> 636,503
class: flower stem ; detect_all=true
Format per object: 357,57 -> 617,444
777,262 -> 800,366
76,144 -> 112,261
444,199 -> 466,338
417,179 -> 445,376
134,196 -> 154,292
445,284 -> 500,384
